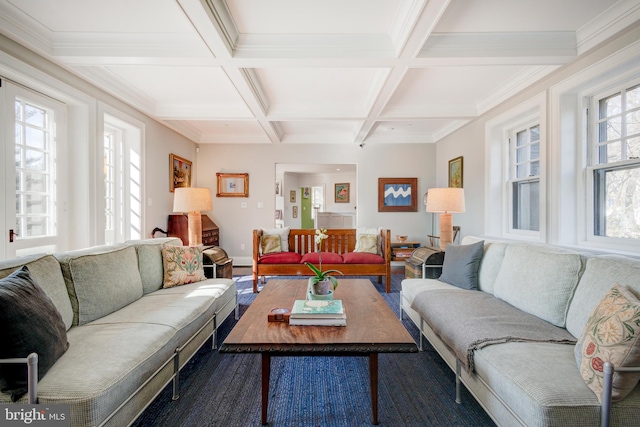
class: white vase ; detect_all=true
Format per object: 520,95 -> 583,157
307,278 -> 334,300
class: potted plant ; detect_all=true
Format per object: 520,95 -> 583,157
305,228 -> 343,298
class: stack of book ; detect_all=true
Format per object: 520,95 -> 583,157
289,299 -> 346,326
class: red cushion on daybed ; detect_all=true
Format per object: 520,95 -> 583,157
259,252 -> 302,264
300,252 -> 344,264
342,252 -> 385,264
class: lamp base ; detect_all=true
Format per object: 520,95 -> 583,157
187,212 -> 202,246
439,213 -> 453,251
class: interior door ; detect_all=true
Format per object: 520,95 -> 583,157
2,79 -> 66,259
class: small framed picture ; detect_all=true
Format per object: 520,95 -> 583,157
292,206 -> 298,218
449,156 -> 463,188
303,187 -> 310,199
169,154 -> 192,192
290,190 -> 296,203
216,173 -> 249,197
335,183 -> 349,203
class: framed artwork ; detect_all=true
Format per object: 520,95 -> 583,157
449,156 -> 463,188
292,206 -> 298,218
170,154 -> 192,192
335,183 -> 350,203
216,173 -> 249,197
275,181 -> 281,195
275,209 -> 283,220
378,178 -> 418,212
303,187 -> 310,199
290,190 -> 296,203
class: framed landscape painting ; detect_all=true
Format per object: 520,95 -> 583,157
378,178 -> 418,212
449,156 -> 463,188
170,154 -> 192,192
335,183 -> 349,203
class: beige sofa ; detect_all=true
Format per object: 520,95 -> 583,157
0,237 -> 237,427
400,237 -> 640,427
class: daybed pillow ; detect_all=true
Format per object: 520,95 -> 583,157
300,252 -> 344,264
261,235 -> 282,254
259,252 -> 302,264
438,240 -> 484,290
261,227 -> 290,252
342,252 -> 385,264
162,245 -> 206,288
493,245 -> 583,327
354,227 -> 380,254
575,284 -> 640,403
0,266 -> 69,402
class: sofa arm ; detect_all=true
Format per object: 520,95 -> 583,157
0,353 -> 38,403
601,362 -> 640,427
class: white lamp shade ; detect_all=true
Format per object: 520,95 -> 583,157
425,188 -> 465,213
173,187 -> 212,213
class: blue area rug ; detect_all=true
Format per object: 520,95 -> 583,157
131,275 -> 495,426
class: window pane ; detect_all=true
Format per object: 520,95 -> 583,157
530,142 -> 539,160
628,85 -> 640,109
530,125 -> 540,142
530,161 -> 540,176
626,110 -> 640,136
26,217 -> 47,237
25,149 -> 46,171
516,146 -> 527,163
512,180 -> 540,231
516,164 -> 527,179
25,194 -> 48,214
25,127 -> 45,149
599,117 -> 622,142
600,93 -> 621,118
599,141 -> 622,164
628,137 -> 640,159
595,166 -> 640,239
14,146 -> 21,168
25,172 -> 47,192
24,104 -> 45,127
516,130 -> 527,147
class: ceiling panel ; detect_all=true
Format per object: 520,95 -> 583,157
0,0 -> 635,145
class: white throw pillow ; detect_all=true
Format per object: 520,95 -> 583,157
261,227 -> 290,252
354,227 -> 380,254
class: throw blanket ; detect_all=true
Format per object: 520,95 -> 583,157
410,289 -> 576,373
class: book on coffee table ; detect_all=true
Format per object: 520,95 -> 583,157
289,299 -> 346,326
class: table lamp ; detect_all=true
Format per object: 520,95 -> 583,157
173,187 -> 213,246
426,188 -> 465,250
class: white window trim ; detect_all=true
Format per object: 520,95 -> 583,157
485,92 -> 546,243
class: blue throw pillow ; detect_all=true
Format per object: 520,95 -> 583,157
438,240 -> 485,290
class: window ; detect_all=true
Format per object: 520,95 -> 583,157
311,185 -> 324,219
508,123 -> 541,232
590,82 -> 640,241
102,113 -> 143,244
14,97 -> 57,240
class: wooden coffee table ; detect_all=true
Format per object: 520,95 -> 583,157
219,279 -> 417,425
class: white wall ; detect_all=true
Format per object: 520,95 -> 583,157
196,143 -> 437,264
435,24 -> 640,246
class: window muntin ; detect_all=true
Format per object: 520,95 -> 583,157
14,98 -> 56,239
509,124 -> 540,232
591,82 -> 640,241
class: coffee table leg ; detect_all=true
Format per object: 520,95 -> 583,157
262,353 -> 270,425
369,353 -> 379,425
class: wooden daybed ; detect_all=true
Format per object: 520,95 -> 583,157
252,228 -> 391,293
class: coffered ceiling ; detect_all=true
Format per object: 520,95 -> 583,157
0,0 -> 637,145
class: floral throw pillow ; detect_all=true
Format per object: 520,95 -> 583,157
162,246 -> 206,288
574,284 -> 640,402
261,235 -> 281,254
355,234 -> 378,254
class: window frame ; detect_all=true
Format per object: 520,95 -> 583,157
585,77 -> 640,249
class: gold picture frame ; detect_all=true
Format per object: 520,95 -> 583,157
335,183 -> 349,203
216,173 -> 249,197
170,154 -> 192,192
448,156 -> 463,188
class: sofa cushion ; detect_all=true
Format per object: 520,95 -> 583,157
474,342 -> 640,427
493,245 -> 583,327
566,256 -> 640,338
260,234 -> 282,254
57,245 -> 143,326
342,252 -> 385,264
0,254 -> 73,330
0,266 -> 69,401
259,252 -> 302,264
300,252 -> 343,264
438,240 -> 484,290
354,227 -> 380,253
162,246 -> 206,288
261,227 -> 290,252
575,284 -> 640,402
127,237 -> 182,294
477,242 -> 508,294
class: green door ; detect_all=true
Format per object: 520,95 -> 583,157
301,187 -> 314,229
